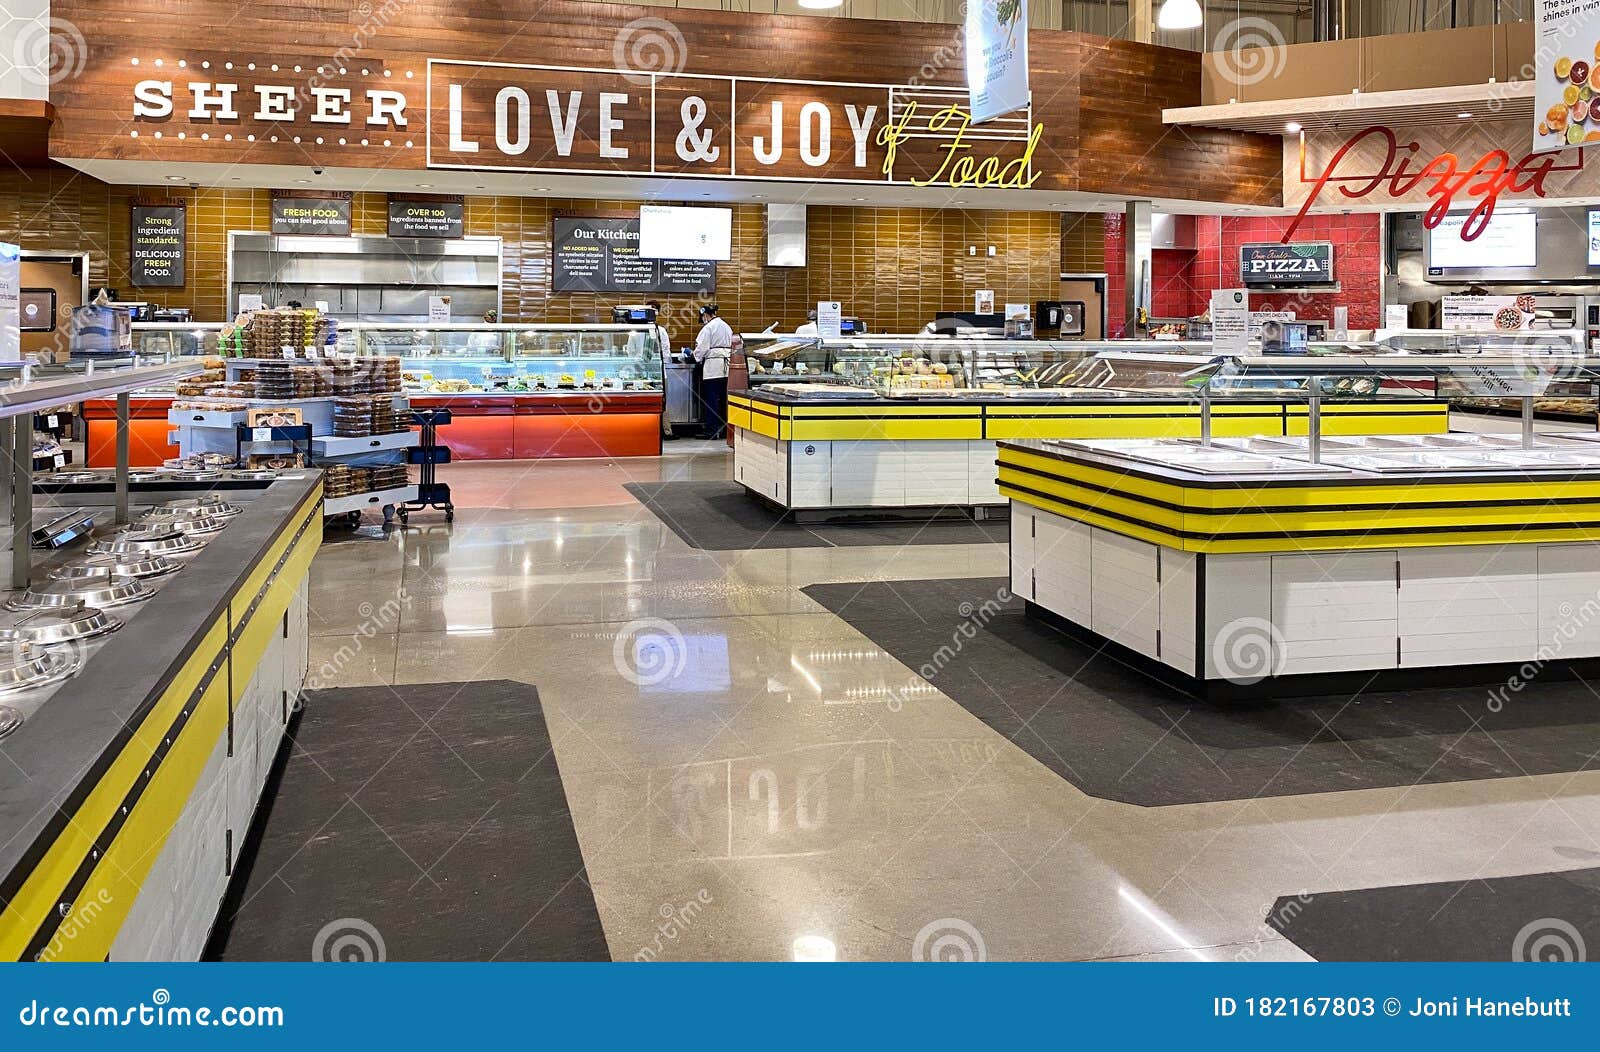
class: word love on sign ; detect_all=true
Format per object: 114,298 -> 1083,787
425,60 -> 1040,189
1286,125 -> 1586,241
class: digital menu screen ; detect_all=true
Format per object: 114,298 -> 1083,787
1589,209 -> 1600,266
1429,212 -> 1537,269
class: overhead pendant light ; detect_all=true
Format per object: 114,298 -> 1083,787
1157,0 -> 1204,30
798,0 -> 843,8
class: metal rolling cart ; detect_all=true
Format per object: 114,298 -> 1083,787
405,407 -> 454,522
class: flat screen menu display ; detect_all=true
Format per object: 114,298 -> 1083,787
1429,212 -> 1537,268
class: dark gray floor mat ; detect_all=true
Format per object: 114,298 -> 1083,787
207,679 -> 609,961
804,577 -> 1600,806
624,480 -> 1007,550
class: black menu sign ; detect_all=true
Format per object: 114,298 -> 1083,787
271,193 -> 352,235
552,216 -> 716,294
388,197 -> 465,238
130,202 -> 186,287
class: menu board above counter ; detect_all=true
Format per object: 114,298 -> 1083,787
388,195 -> 465,238
270,191 -> 353,235
551,215 -> 716,294
130,201 -> 186,287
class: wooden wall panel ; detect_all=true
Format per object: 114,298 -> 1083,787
0,170 -> 1061,334
46,0 -> 1278,204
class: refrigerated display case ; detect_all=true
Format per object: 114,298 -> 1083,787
1000,353 -> 1600,700
125,322 -> 666,463
344,324 -> 663,460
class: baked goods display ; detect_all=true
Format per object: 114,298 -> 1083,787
322,463 -> 408,499
242,308 -> 335,358
332,396 -> 404,437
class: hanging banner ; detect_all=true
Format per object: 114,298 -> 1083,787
966,0 -> 1029,124
1533,0 -> 1600,155
0,241 -> 18,363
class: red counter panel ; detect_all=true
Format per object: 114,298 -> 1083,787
81,398 -> 180,468
411,393 -> 663,461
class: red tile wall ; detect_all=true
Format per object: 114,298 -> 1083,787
1105,212 -> 1384,334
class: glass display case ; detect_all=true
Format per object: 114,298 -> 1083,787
740,335 -> 1098,392
338,323 -> 662,394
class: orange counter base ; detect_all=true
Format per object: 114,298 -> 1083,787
81,398 -> 181,468
409,392 -> 664,460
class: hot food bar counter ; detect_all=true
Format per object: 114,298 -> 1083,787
999,354 -> 1600,700
126,322 -> 665,464
0,359 -> 320,961
728,334 -> 1494,519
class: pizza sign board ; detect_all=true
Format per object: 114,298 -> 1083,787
1240,242 -> 1334,285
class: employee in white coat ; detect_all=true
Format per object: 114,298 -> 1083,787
795,310 -> 819,337
693,303 -> 733,440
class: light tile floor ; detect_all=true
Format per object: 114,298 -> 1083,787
300,425 -> 1600,962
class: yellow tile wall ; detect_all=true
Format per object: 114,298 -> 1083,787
0,170 -> 1067,338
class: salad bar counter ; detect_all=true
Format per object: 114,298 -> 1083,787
728,351 -> 1452,519
1003,431 -> 1600,699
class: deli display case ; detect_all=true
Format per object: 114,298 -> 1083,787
125,322 -> 666,463
345,323 -> 663,460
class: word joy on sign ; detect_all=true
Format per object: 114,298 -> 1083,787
425,60 -> 1040,189
1286,125 -> 1586,242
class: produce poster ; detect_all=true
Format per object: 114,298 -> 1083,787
966,0 -> 1029,124
1534,0 -> 1600,154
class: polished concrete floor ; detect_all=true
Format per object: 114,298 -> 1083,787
290,422 -> 1600,962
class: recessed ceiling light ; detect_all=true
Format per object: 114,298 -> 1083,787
1285,121 -> 1302,133
1458,111 -> 1473,119
416,183 -> 433,188
165,175 -> 185,181
294,178 -> 310,184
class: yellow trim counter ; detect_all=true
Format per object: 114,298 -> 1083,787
729,389 -> 1448,515
998,438 -> 1600,697
0,476 -> 321,961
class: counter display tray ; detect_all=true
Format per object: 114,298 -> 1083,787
1042,438 -> 1359,478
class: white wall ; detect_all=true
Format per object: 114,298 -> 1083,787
0,0 -> 53,102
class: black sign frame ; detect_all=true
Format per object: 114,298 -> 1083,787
270,193 -> 353,236
388,196 -> 465,238
1239,241 -> 1335,286
130,202 -> 187,287
551,215 -> 716,295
